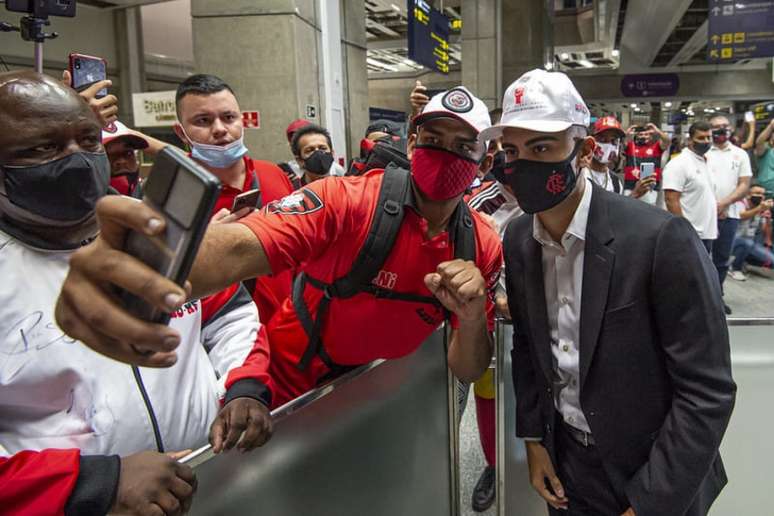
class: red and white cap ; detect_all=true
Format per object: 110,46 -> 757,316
413,86 -> 491,136
101,121 -> 149,149
592,116 -> 625,137
480,69 -> 590,141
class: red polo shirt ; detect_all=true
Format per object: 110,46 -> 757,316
209,156 -> 295,324
211,156 -> 294,214
233,169 -> 503,407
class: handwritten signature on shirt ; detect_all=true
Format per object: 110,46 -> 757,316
2,311 -> 76,356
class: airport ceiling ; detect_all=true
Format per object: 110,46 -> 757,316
365,0 -> 768,75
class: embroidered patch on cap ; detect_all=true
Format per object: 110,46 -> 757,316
441,88 -> 473,113
104,122 -> 118,133
266,189 -> 324,215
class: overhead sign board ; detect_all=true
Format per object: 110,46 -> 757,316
620,74 -> 680,98
132,90 -> 177,128
707,0 -> 774,62
408,0 -> 450,74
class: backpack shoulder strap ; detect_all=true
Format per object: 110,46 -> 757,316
329,164 -> 411,298
451,201 -> 476,263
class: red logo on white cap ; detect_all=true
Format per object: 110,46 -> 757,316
514,87 -> 525,105
104,122 -> 118,133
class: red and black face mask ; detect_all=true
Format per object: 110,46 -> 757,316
410,145 -> 479,200
499,142 -> 582,214
712,128 -> 729,145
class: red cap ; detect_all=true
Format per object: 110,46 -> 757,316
286,119 -> 312,142
592,116 -> 625,137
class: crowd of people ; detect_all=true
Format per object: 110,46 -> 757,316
3,57 -> 768,515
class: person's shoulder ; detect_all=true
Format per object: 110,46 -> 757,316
664,150 -> 688,167
597,186 -> 673,233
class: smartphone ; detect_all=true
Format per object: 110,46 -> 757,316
68,53 -> 107,99
118,146 -> 221,324
231,188 -> 261,213
744,111 -> 755,123
640,162 -> 655,179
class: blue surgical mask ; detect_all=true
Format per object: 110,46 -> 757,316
180,126 -> 248,169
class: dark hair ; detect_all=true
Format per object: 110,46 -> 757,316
175,74 -> 235,112
291,124 -> 333,157
688,121 -> 711,138
489,108 -> 503,125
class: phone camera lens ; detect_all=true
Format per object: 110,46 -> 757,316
75,61 -> 81,69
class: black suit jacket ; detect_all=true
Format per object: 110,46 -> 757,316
504,183 -> 736,516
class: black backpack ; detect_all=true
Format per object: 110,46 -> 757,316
291,164 -> 477,374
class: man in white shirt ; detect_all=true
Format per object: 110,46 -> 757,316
484,69 -> 734,516
663,121 -> 718,253
707,115 -> 752,313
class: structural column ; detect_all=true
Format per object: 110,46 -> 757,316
500,0 -> 553,91
191,0 -> 367,163
461,0 -> 500,111
115,6 -> 147,125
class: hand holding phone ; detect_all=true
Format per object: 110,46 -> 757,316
117,147 -> 220,324
231,188 -> 261,213
69,53 -> 108,99
640,162 -> 655,179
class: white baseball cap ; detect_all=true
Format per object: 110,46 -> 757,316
101,121 -> 149,149
413,86 -> 491,135
479,69 -> 589,141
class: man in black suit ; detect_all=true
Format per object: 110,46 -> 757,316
479,69 -> 736,516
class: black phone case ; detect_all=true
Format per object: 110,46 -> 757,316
118,147 -> 221,325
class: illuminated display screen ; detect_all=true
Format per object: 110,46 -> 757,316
407,0 -> 450,74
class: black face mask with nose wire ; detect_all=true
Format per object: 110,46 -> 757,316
498,141 -> 583,214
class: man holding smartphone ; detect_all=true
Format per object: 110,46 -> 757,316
0,71 -> 197,516
172,74 -> 296,326
623,123 -> 669,205
54,87 -> 503,412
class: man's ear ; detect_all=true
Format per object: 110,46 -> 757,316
577,136 -> 595,169
407,133 -> 416,160
173,123 -> 188,146
479,153 -> 494,175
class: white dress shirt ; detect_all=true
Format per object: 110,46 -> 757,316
533,181 -> 593,433
707,143 -> 753,219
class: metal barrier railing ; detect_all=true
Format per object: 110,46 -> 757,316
180,325 -> 460,516
494,316 -> 774,516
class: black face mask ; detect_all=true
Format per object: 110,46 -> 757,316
750,196 -> 764,207
491,150 -> 507,184
501,142 -> 582,214
634,137 -> 649,146
692,141 -> 711,156
304,150 -> 334,175
1,152 -> 110,222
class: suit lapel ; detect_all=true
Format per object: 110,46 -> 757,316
520,221 -> 554,383
579,185 -> 615,389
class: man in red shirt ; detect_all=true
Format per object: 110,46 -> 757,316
55,87 -> 503,413
623,122 -> 670,204
172,74 -> 295,325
